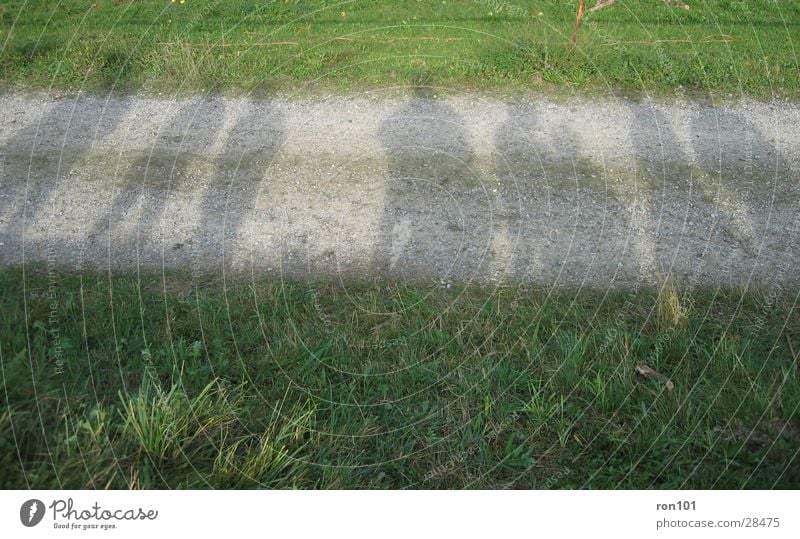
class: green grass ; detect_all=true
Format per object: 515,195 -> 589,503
0,0 -> 798,97
1,267 -> 799,488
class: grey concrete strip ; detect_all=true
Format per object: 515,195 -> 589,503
1,93 -> 799,288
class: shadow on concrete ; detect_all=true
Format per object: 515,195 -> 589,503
688,101 -> 795,278
0,97 -> 133,256
197,99 -> 286,274
92,98 -> 226,268
375,87 -> 489,283
493,101 -> 640,288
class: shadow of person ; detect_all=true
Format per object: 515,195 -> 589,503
493,101 -> 640,288
624,98 -> 686,284
627,97 -> 716,287
0,96 -> 132,255
687,100 -> 796,287
197,98 -> 286,275
92,98 -> 226,268
491,101 -> 544,285
375,86 -> 488,284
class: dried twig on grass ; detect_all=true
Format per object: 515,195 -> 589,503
589,0 -> 617,12
157,41 -> 298,48
590,0 -> 689,12
572,0 -> 586,44
574,1 -> 690,43
635,363 -> 675,394
603,34 -> 733,45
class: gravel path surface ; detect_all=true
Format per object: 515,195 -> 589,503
1,93 -> 799,288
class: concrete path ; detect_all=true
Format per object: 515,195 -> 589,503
1,93 -> 799,288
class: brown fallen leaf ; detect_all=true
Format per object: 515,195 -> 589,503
635,363 -> 674,393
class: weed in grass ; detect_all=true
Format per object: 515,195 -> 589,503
655,279 -> 688,329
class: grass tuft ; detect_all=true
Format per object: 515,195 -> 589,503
656,278 -> 688,328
